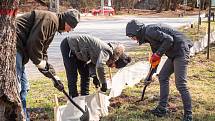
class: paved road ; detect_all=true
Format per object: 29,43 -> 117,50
26,15 -> 201,79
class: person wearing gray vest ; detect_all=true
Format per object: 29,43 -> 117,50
126,19 -> 193,121
16,9 -> 80,120
60,34 -> 131,97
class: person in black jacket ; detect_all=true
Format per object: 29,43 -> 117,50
126,20 -> 193,121
16,9 -> 80,121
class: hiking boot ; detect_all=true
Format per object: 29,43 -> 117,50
182,114 -> 192,121
150,106 -> 169,117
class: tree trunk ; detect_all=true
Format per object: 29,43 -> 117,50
170,0 -> 177,11
164,0 -> 171,11
157,0 -> 165,13
70,0 -> 80,10
0,1 -> 25,121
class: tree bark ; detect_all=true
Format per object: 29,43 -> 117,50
157,0 -> 165,13
170,0 -> 177,11
0,1 -> 25,121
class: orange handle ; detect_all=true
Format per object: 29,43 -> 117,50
151,59 -> 161,68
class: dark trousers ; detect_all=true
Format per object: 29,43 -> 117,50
60,38 -> 90,98
158,56 -> 192,116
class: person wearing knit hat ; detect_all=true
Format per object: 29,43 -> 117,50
126,19 -> 193,121
15,9 -> 80,121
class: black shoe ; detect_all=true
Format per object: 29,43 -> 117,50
182,114 -> 192,121
150,106 -> 169,117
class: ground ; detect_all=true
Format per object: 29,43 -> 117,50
100,43 -> 215,121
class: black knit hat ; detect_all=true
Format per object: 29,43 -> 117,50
58,9 -> 80,31
63,9 -> 80,28
126,19 -> 144,37
115,53 -> 131,69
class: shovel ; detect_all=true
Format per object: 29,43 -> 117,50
48,72 -> 90,121
137,53 -> 161,102
139,66 -> 157,101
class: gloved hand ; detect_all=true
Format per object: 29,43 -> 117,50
38,62 -> 56,78
150,53 -> 161,68
52,76 -> 64,91
100,83 -> 107,92
93,76 -> 100,88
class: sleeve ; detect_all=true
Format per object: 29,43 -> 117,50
146,28 -> 174,56
96,50 -> 110,84
26,18 -> 57,65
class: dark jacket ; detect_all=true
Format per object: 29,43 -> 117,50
126,20 -> 193,58
16,10 -> 79,65
16,10 -> 59,65
65,34 -> 113,84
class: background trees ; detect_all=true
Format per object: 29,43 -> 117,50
18,0 -> 210,14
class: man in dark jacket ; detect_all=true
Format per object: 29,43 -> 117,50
16,9 -> 80,120
60,34 -> 131,97
126,20 -> 193,121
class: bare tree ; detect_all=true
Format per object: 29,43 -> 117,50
170,0 -> 177,11
157,0 -> 165,13
0,0 -> 25,121
164,0 -> 171,11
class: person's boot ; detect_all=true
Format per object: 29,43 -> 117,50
150,105 -> 169,117
182,114 -> 192,121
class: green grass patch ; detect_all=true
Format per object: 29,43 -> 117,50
179,21 -> 215,41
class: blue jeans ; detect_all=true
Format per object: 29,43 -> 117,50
16,52 -> 30,121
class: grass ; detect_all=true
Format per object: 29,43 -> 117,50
178,21 -> 215,41
101,43 -> 215,121
27,23 -> 215,120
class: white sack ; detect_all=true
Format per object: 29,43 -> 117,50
55,93 -> 110,121
109,61 -> 150,97
61,96 -> 86,121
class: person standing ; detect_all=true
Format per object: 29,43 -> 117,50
126,19 -> 193,121
16,9 -> 80,120
60,34 -> 131,97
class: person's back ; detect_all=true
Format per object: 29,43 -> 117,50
16,10 -> 58,65
66,34 -> 113,64
144,24 -> 192,58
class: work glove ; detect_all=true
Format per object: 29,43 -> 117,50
38,61 -> 56,78
150,53 -> 161,68
92,76 -> 100,88
52,76 -> 64,91
100,83 -> 107,92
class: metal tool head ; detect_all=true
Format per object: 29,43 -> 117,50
80,105 -> 90,121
